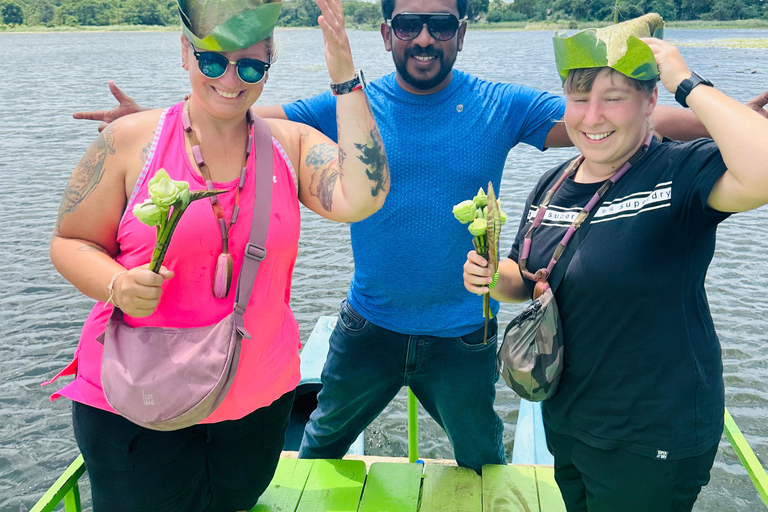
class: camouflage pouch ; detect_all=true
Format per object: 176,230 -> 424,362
498,287 -> 563,401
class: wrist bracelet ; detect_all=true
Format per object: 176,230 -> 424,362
104,270 -> 127,309
488,271 -> 500,291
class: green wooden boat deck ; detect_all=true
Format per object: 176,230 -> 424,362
251,458 -> 565,512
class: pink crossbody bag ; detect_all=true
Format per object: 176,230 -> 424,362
97,116 -> 273,431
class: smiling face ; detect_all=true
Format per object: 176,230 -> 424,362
564,67 -> 658,180
181,35 -> 270,120
380,0 -> 466,95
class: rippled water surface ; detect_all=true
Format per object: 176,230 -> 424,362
1,28 -> 767,511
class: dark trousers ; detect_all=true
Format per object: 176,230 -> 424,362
545,425 -> 718,512
73,390 -> 294,512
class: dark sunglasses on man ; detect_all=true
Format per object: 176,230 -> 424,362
189,42 -> 271,84
386,12 -> 464,42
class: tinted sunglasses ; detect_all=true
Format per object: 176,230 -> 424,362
386,13 -> 463,42
189,42 -> 270,84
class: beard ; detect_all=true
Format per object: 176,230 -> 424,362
393,45 -> 456,91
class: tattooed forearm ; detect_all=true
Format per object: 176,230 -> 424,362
56,126 -> 115,227
306,143 -> 340,212
354,129 -> 388,197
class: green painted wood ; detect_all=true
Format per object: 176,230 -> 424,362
63,485 -> 81,512
358,462 -> 423,512
482,464 -> 540,512
295,459 -> 366,512
724,408 -> 768,508
30,455 -> 86,512
534,467 -> 566,512
420,465 -> 482,512
250,458 -> 315,512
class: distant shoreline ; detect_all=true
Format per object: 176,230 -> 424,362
3,19 -> 768,34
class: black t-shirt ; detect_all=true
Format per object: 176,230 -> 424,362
509,138 -> 730,460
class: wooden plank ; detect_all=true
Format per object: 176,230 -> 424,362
482,464 -> 540,512
534,467 -> 566,512
358,462 -> 423,512
420,465 -> 482,512
512,400 -> 554,466
295,459 -> 366,512
251,458 -> 314,512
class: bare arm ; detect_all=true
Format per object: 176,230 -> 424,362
50,118 -> 172,317
464,251 -> 528,303
644,38 -> 768,213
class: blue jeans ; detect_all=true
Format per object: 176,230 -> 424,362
299,300 -> 506,472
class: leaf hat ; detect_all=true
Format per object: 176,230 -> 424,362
553,13 -> 665,83
178,0 -> 282,52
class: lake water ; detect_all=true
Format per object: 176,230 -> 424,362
1,27 -> 767,511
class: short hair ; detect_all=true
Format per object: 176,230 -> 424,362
563,67 -> 657,97
381,0 -> 467,20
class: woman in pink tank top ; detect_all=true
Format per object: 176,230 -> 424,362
47,0 -> 388,510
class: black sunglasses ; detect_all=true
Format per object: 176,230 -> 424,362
189,42 -> 270,84
386,12 -> 463,42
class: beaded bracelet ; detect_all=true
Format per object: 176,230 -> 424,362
488,271 -> 500,291
104,270 -> 127,309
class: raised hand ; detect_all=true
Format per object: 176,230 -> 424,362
72,81 -> 144,132
316,0 -> 356,84
746,90 -> 768,120
640,38 -> 691,95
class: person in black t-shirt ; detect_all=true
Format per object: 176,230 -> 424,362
463,16 -> 768,512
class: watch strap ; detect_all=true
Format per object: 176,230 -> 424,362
675,71 -> 713,108
330,70 -> 365,96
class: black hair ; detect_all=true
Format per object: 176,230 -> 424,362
381,0 -> 467,20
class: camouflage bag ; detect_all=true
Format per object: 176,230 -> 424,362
498,287 -> 563,401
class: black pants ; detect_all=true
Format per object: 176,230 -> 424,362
545,425 -> 718,512
73,390 -> 294,512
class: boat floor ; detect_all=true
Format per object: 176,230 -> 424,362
250,453 -> 565,512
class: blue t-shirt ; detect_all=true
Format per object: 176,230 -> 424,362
284,70 -> 565,336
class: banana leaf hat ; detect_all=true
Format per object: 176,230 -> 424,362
553,13 -> 665,83
178,0 -> 282,51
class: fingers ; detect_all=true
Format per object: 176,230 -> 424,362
746,90 -> 768,119
463,250 -> 492,295
640,37 -> 689,94
113,266 -> 173,317
316,0 -> 355,84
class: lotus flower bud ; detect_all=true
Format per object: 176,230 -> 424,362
452,200 -> 477,224
148,169 -> 185,208
473,188 -> 488,207
213,252 -> 233,298
468,218 -> 487,236
133,199 -> 165,227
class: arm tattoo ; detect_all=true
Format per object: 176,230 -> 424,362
56,125 -> 115,228
306,143 -> 340,212
141,140 -> 152,164
354,129 -> 388,197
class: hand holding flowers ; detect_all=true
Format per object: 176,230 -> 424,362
453,183 -> 508,342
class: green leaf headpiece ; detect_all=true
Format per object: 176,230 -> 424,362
553,13 -> 664,83
178,0 -> 282,52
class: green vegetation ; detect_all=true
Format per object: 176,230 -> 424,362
1,0 -> 767,30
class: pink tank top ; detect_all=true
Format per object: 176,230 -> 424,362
45,103 -> 302,422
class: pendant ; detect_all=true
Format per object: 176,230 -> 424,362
213,252 -> 233,298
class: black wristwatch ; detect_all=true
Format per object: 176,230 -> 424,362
330,70 -> 366,96
675,71 -> 714,108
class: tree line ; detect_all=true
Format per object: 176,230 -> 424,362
1,0 -> 766,28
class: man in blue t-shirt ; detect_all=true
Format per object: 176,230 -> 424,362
74,0 -> 728,472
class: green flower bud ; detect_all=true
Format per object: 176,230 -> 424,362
452,200 -> 477,224
133,199 -> 165,227
473,188 -> 488,207
468,218 -> 487,236
499,209 -> 508,225
148,169 -> 185,208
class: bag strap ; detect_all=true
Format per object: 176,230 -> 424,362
233,115 -> 273,317
530,132 -> 655,293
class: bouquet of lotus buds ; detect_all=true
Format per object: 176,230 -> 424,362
452,182 -> 507,343
133,169 -> 224,273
